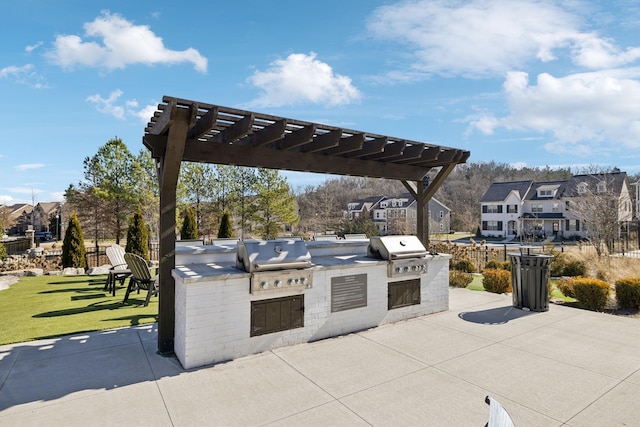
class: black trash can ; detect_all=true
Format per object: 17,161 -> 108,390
509,252 -> 553,312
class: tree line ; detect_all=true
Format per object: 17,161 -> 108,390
64,137 -> 299,244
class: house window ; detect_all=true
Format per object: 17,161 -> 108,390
597,182 -> 606,193
552,203 -> 560,213
482,220 -> 503,231
531,204 -> 543,213
381,202 -> 388,208
439,210 -> 444,218
538,189 -> 554,197
482,205 -> 502,214
577,183 -> 587,194
507,205 -> 518,213
439,223 -> 444,232
566,219 -> 580,232
398,201 -> 403,207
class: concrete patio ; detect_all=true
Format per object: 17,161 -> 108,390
1,287 -> 638,426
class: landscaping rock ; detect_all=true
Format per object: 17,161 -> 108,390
87,265 -> 111,275
0,275 -> 19,291
48,270 -> 63,276
63,267 -> 85,275
24,268 -> 44,277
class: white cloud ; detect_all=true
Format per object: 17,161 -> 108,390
86,90 -> 156,123
8,187 -> 42,195
469,68 -> 640,154
246,52 -> 361,107
0,195 -> 14,205
366,0 -> 640,79
0,64 -> 46,88
49,192 -> 65,202
15,163 -> 45,171
46,11 -> 207,73
25,42 -> 43,53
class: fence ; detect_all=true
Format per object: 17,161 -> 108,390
84,241 -> 159,268
431,237 -> 640,273
2,238 -> 31,255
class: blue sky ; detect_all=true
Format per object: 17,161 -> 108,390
2,0 -> 640,205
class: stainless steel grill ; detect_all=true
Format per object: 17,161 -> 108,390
367,235 -> 429,278
236,240 -> 313,294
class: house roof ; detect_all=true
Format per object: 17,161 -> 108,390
564,172 -> 628,197
348,196 -> 386,212
524,180 -> 567,201
36,202 -> 61,215
480,181 -> 533,203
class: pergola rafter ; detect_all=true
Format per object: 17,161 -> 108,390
143,96 -> 470,354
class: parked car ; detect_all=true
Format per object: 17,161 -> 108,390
34,231 -> 53,241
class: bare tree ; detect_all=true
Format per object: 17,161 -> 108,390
566,171 -> 632,256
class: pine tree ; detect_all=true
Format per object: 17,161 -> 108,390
181,206 -> 198,240
217,211 -> 234,238
125,206 -> 149,261
62,211 -> 87,268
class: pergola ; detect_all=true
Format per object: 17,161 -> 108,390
143,96 -> 470,354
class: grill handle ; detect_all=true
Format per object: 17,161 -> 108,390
389,251 -> 428,260
253,261 -> 312,271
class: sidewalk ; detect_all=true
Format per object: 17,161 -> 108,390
1,288 -> 639,426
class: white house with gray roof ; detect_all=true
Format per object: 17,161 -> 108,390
480,172 -> 633,239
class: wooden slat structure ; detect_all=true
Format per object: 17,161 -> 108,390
143,96 -> 470,354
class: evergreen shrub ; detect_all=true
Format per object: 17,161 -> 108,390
573,278 -> 610,311
485,259 -> 510,271
181,207 -> 198,240
0,242 -> 6,260
125,206 -> 149,261
482,268 -> 512,294
449,270 -> 473,288
614,278 -> 640,309
61,211 -> 87,269
453,258 -> 476,273
218,211 -> 234,238
555,276 -> 576,298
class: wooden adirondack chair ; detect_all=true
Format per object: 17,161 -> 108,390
123,253 -> 159,306
105,244 -> 132,296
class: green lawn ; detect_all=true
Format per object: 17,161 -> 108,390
0,274 -> 157,346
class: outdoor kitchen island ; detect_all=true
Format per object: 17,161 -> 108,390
172,237 -> 451,369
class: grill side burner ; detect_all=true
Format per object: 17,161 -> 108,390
236,239 -> 314,295
368,235 -> 429,278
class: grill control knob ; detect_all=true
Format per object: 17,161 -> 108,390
395,267 -> 401,273
403,266 -> 410,272
274,280 -> 282,287
261,281 -> 269,289
300,277 -> 307,284
287,279 -> 294,285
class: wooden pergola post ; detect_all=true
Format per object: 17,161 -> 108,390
157,106 -> 190,355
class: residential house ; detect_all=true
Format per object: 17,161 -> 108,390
3,203 -> 33,235
4,202 -> 64,236
347,193 -> 451,236
480,172 -> 633,239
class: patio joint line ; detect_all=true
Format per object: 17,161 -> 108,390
137,331 -> 176,426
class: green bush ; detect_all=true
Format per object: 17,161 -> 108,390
573,278 -> 610,311
0,242 -> 6,260
482,268 -> 512,294
61,211 -> 87,269
555,276 -> 576,298
550,253 -> 566,276
453,258 -> 476,273
550,253 -> 585,277
563,260 -> 586,277
217,211 -> 234,238
485,259 -> 510,271
125,206 -> 149,261
614,278 -> 640,309
181,206 -> 198,240
449,270 -> 473,288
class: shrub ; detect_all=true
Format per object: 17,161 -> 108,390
555,276 -> 576,298
181,207 -> 198,240
61,211 -> 87,269
482,268 -> 512,294
125,206 -> 149,261
453,258 -> 476,273
614,278 -> 640,309
563,260 -> 586,277
217,211 -> 234,238
485,259 -> 510,271
550,253 -> 566,277
449,270 -> 473,288
0,242 -> 6,260
573,278 -> 610,311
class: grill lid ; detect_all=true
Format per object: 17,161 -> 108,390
236,239 -> 312,272
367,235 -> 428,260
